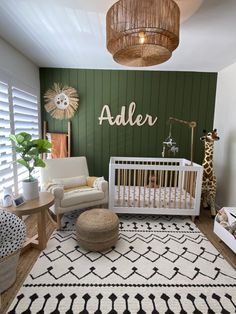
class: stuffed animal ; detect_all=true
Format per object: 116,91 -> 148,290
215,208 -> 231,230
148,172 -> 158,188
229,221 -> 236,237
216,209 -> 236,238
215,208 -> 228,223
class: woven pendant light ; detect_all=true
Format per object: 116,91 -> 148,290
106,0 -> 180,67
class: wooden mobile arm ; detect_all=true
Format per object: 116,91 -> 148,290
169,117 -> 197,165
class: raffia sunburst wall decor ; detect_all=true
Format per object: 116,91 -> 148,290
44,83 -> 79,120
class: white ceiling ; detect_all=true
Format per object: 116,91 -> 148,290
0,0 -> 236,72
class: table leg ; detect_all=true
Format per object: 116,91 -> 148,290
37,209 -> 47,250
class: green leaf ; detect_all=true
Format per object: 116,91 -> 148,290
9,134 -> 17,143
17,159 -> 30,169
16,134 -> 26,144
18,132 -> 32,142
15,147 -> 25,153
27,148 -> 38,155
23,156 -> 32,162
9,132 -> 51,173
34,159 -> 45,167
32,139 -> 52,151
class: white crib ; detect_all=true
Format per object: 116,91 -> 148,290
109,157 -> 203,218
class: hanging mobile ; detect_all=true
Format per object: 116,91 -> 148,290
162,122 -> 179,157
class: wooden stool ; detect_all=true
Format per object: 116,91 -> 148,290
76,208 -> 119,251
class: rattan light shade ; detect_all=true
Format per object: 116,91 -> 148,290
106,0 -> 180,67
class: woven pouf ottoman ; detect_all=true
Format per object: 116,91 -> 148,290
76,208 -> 119,251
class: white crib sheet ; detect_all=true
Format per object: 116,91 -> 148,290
114,186 -> 195,209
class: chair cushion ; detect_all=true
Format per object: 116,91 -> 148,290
61,189 -> 105,207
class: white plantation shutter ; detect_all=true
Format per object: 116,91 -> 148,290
12,87 -> 39,137
0,81 -> 40,196
0,81 -> 15,193
12,87 -> 40,192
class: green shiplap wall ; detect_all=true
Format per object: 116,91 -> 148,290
40,69 -> 217,179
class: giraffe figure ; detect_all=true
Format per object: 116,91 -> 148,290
200,129 -> 220,217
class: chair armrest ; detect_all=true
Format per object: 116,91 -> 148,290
50,186 -> 64,200
97,180 -> 108,193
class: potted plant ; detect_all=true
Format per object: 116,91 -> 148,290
9,132 -> 52,200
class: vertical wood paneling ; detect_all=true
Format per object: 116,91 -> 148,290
189,73 -> 202,160
158,72 -> 169,157
86,70 -> 95,174
125,71 -> 136,156
77,70 -> 86,157
133,71 -> 144,157
150,72 -> 160,157
40,68 -> 217,179
109,71 -> 119,157
52,69 -> 62,133
69,69 -> 79,156
102,71 -> 111,178
142,72 -> 152,156
94,70 -> 103,176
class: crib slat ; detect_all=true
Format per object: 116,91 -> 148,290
133,164 -> 136,206
128,167 -> 131,207
153,169 -> 157,208
123,165 -> 125,206
159,170 -> 162,208
184,170 -> 188,208
164,170 -> 168,208
148,169 -> 151,208
179,171 -> 183,208
118,168 -> 121,205
169,167 -> 173,207
138,169 -> 141,207
190,171 -> 194,208
144,167 -> 147,207
174,170 -> 177,208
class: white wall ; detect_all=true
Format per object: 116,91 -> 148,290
0,37 -> 39,93
214,62 -> 236,207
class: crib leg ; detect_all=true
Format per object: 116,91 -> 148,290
191,216 -> 195,222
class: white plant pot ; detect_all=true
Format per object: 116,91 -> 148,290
22,180 -> 39,200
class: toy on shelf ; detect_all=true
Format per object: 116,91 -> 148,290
215,208 -> 236,248
216,208 -> 236,237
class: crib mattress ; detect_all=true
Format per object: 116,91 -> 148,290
114,186 -> 195,209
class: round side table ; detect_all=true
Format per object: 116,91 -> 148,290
4,192 -> 54,251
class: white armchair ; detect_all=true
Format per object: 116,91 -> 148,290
40,157 -> 108,228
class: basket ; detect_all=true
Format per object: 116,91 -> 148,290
0,250 -> 20,294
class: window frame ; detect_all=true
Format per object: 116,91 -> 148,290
0,70 -> 41,196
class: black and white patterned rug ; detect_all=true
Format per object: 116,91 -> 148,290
8,213 -> 236,313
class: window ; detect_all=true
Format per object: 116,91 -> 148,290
0,81 -> 13,193
0,81 -> 39,196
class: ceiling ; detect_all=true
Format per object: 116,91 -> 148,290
0,0 -> 236,72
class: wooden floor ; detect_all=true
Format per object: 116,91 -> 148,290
1,208 -> 236,314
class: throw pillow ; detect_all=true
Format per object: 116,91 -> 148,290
87,176 -> 98,188
52,175 -> 87,188
93,177 -> 104,189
